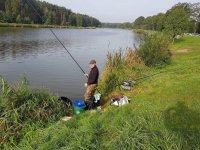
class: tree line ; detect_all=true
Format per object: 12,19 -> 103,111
102,22 -> 133,29
102,2 -> 200,38
133,3 -> 200,37
0,0 -> 101,27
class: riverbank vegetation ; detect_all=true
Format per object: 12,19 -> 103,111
0,77 -> 65,149
0,22 -> 96,29
1,35 -> 199,149
0,0 -> 101,27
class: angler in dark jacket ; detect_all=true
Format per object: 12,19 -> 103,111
84,59 -> 99,110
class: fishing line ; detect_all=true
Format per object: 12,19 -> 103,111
26,0 -> 86,75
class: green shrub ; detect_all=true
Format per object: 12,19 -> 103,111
137,33 -> 172,67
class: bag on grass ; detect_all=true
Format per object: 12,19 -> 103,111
111,96 -> 130,107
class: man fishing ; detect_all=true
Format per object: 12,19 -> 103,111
84,59 -> 99,110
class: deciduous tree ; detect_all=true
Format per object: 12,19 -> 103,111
164,4 -> 190,39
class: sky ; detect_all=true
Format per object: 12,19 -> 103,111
42,0 -> 199,23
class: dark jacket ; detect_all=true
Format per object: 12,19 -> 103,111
87,66 -> 99,85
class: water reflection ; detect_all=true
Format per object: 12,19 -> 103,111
0,40 -> 61,61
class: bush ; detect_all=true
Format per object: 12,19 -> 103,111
137,33 -> 172,67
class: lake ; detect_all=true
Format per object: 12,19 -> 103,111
0,27 -> 139,99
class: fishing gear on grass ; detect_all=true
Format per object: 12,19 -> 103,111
119,64 -> 200,91
120,80 -> 137,91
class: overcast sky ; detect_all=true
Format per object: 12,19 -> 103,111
42,0 -> 199,23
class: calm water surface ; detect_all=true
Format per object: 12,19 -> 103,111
0,27 -> 139,99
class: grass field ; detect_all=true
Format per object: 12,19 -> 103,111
4,36 -> 200,149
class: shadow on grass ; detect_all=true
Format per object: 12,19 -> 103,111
163,101 -> 200,149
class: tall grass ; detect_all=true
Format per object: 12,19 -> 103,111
0,77 -> 65,148
100,50 -> 125,96
99,48 -> 147,106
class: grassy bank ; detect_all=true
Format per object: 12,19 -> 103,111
0,23 -> 96,29
0,77 -> 66,149
3,36 -> 200,149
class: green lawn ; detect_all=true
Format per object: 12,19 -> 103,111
9,36 -> 200,150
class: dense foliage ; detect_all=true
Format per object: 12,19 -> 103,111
0,0 -> 101,27
133,3 -> 200,37
136,33 -> 172,67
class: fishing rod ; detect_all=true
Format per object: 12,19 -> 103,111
135,64 -> 200,82
26,0 -> 86,75
26,0 -> 102,95
116,64 -> 200,89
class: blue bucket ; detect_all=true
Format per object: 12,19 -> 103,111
73,100 -> 85,115
73,100 -> 85,107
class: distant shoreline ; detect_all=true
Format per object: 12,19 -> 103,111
0,23 -> 97,29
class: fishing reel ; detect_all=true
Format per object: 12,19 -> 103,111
120,80 -> 136,91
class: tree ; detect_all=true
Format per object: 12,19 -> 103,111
76,14 -> 83,27
155,13 -> 165,31
133,16 -> 145,29
164,4 -> 190,39
0,0 -> 6,11
0,11 -> 5,22
16,14 -> 22,23
24,16 -> 31,24
190,3 -> 200,33
68,14 -> 77,26
61,12 -> 66,25
144,16 -> 158,30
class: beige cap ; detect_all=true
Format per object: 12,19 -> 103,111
89,59 -> 96,64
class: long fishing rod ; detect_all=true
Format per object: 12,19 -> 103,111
115,64 -> 200,89
26,0 -> 102,95
26,0 -> 86,75
135,64 -> 200,82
